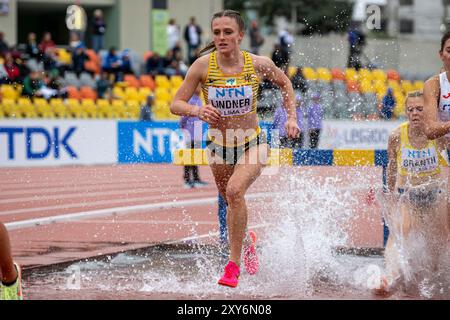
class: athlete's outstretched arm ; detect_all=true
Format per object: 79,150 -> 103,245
423,77 -> 450,139
386,130 -> 400,192
253,55 -> 299,138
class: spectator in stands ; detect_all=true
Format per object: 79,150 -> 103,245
96,71 -> 112,99
69,32 -> 84,51
71,44 -> 88,76
0,32 -> 9,57
278,27 -> 294,73
180,86 -> 208,188
249,20 -> 264,55
120,49 -> 134,75
91,9 -> 107,53
22,70 -> 44,98
167,18 -> 181,51
1,52 -> 21,84
347,22 -> 366,70
145,52 -> 164,76
102,47 -> 122,81
272,94 -> 304,149
380,88 -> 396,120
0,63 -> 8,84
306,91 -> 324,149
271,43 -> 290,75
291,66 -> 307,93
140,95 -> 154,121
39,32 -> 56,55
25,32 -> 40,60
184,17 -> 202,65
39,32 -> 57,71
45,70 -> 66,99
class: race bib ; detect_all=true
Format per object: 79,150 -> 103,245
401,147 -> 439,174
208,86 -> 253,117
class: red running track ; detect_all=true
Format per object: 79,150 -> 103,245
0,164 -> 384,269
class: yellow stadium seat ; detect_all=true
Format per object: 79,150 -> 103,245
345,68 -> 359,82
125,87 -> 140,102
288,66 -> 297,79
138,87 -> 152,102
302,67 -> 317,81
34,98 -> 54,118
111,99 -> 126,118
97,99 -> 112,118
49,98 -> 67,118
317,67 -> 332,82
1,98 -> 15,115
170,75 -> 183,87
56,48 -> 72,65
155,88 -> 171,102
5,104 -> 22,118
112,86 -> 126,100
413,80 -> 425,91
126,100 -> 141,119
0,107 -> 4,118
358,68 -> 373,82
359,80 -> 374,94
155,75 -> 170,88
401,80 -> 415,94
66,98 -> 87,118
1,85 -> 19,100
81,99 -> 98,118
372,69 -> 387,82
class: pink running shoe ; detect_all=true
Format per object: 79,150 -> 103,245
243,231 -> 259,275
218,261 -> 240,288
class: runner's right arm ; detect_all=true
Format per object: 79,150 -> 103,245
170,56 -> 221,125
423,76 -> 450,139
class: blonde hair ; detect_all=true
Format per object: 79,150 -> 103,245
198,10 -> 245,56
405,90 -> 424,113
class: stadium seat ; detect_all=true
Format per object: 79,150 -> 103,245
66,98 -> 87,118
125,87 -> 140,101
387,69 -> 401,81
126,100 -> 141,119
170,75 -> 183,88
140,75 -> 156,90
317,67 -> 332,82
81,99 -> 98,118
413,80 -> 425,91
85,49 -> 101,74
5,102 -> 22,118
1,84 -> 19,100
112,86 -> 126,100
138,87 -> 152,101
155,75 -> 170,88
67,86 -> 82,99
79,72 -> 97,88
331,68 -> 345,81
56,48 -> 72,65
346,80 -> 360,93
302,67 -> 317,81
80,86 -> 98,100
64,72 -> 81,88
155,88 -> 171,102
34,98 -> 54,118
111,99 -> 127,118
372,69 -> 387,82
50,98 -> 68,118
345,68 -> 359,82
124,74 -> 140,88
1,98 -> 15,115
97,99 -> 112,118
358,68 -> 373,82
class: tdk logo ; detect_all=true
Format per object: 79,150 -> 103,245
0,127 -> 77,160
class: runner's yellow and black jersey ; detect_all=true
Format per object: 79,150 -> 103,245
397,122 -> 447,177
202,51 -> 261,147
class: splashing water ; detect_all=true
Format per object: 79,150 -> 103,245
377,179 -> 450,298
